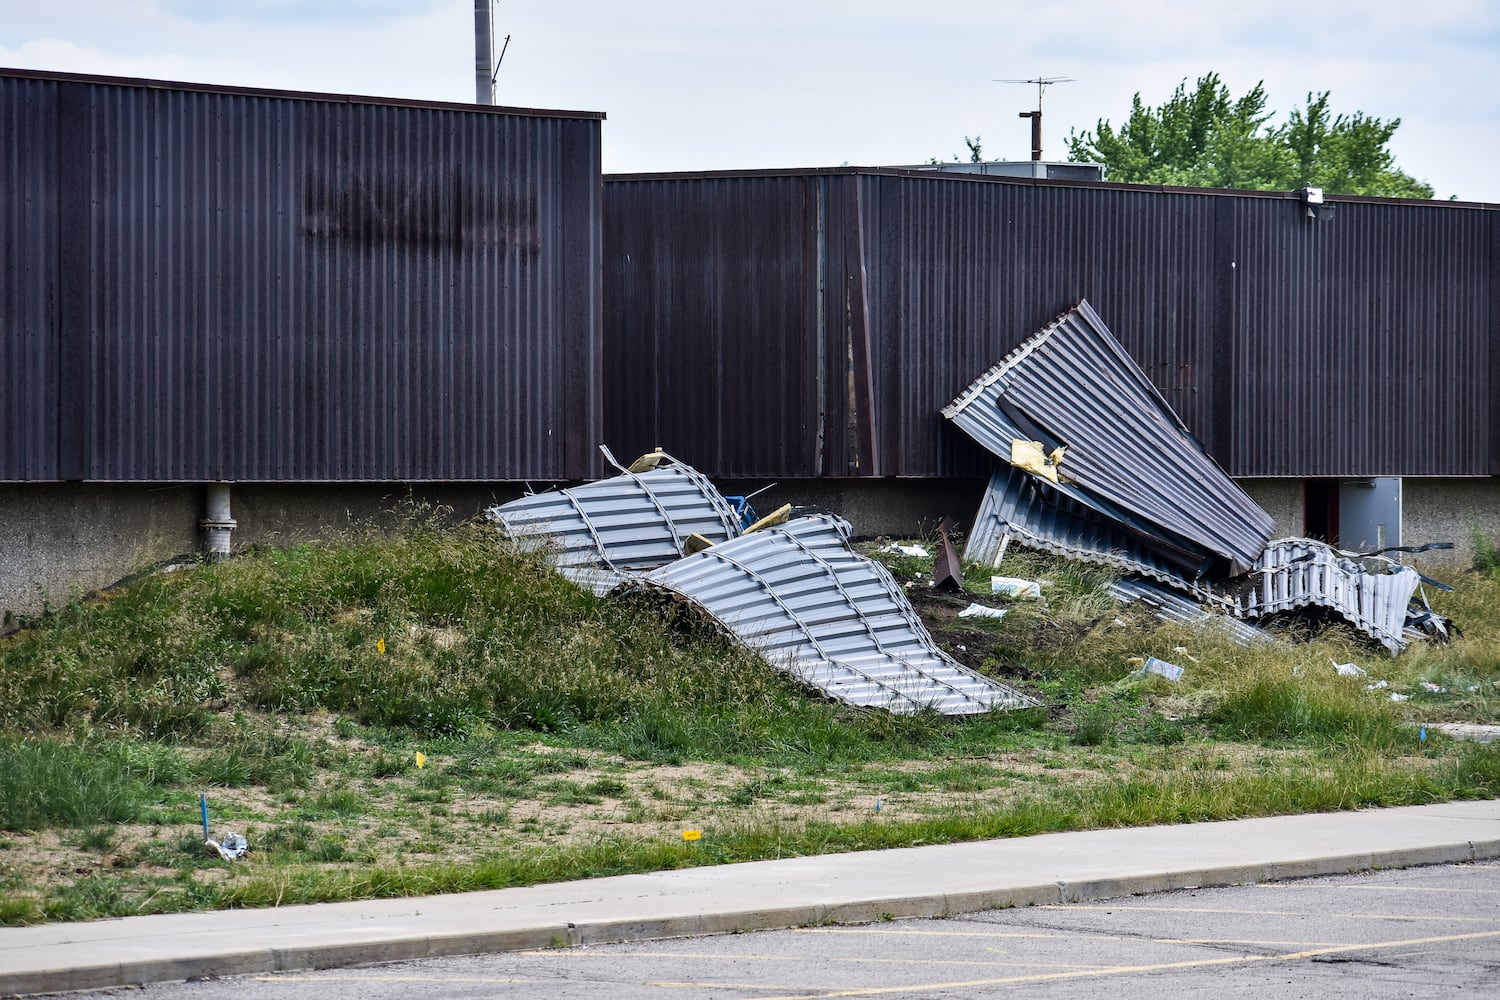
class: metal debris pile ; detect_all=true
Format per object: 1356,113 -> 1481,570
489,449 -> 1036,716
944,300 -> 1452,655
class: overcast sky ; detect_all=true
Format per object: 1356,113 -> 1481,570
3,1 -> 1497,202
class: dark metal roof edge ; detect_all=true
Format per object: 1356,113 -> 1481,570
0,66 -> 606,120
603,165 -> 1497,210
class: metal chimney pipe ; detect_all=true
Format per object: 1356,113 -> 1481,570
474,0 -> 493,105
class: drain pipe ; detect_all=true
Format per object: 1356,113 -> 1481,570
201,483 -> 237,558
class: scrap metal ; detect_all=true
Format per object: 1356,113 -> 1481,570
950,302 -> 1451,654
640,513 -> 1037,715
943,300 -> 1274,577
488,449 -> 742,595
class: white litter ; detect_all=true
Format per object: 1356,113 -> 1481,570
881,543 -> 930,558
1390,693 -> 1410,702
206,831 -> 248,861
1136,656 -> 1184,683
1331,659 -> 1368,677
1366,680 -> 1389,690
991,576 -> 1042,599
957,602 -> 1008,620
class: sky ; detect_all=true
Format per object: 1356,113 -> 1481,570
3,1 -> 1498,203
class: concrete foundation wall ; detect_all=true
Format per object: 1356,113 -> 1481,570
5,475 -> 1496,625
0,483 -> 529,625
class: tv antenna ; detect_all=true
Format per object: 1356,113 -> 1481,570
994,76 -> 1075,160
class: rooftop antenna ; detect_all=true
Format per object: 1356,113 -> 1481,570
994,76 -> 1075,160
474,1 -> 511,104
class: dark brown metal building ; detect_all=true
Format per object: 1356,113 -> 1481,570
602,168 -> 1498,481
1,68 -> 604,483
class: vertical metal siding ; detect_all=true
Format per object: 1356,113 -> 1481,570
1228,199 -> 1492,477
2,71 -> 602,483
602,175 -> 827,477
858,175 -> 1222,477
605,170 -> 1495,481
0,78 -> 61,480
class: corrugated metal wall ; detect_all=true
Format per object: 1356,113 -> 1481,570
0,77 -> 61,481
604,169 -> 1496,479
1227,198 -> 1493,477
1,70 -> 603,483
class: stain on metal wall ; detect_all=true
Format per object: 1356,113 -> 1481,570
1,69 -> 603,483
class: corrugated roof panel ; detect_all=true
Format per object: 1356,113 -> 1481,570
1109,577 -> 1275,647
641,513 -> 1036,715
965,466 -> 1228,600
1234,538 -> 1420,654
944,300 -> 1274,575
488,455 -> 741,594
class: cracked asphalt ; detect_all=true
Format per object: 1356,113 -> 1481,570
72,862 -> 1500,999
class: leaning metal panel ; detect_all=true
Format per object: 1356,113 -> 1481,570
944,300 -> 1274,575
641,513 -> 1036,715
488,454 -> 741,595
965,466 -> 1227,601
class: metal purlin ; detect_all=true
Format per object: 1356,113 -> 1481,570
597,448 -> 742,552
556,487 -> 615,570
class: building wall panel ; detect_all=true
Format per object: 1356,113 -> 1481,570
2,69 -> 603,483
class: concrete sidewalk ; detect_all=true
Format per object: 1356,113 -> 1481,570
3,799 -> 1499,997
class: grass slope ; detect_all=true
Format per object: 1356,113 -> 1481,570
1,515 -> 1497,924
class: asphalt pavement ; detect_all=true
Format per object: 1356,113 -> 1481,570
2,799 -> 1498,997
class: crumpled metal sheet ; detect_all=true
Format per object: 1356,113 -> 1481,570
488,451 -> 742,595
1233,538 -> 1421,654
640,513 -> 1037,715
965,465 -> 1227,603
944,300 -> 1274,576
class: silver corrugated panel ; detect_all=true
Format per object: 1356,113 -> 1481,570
965,466 -> 1226,602
1109,577 -> 1275,647
944,300 -> 1274,576
641,513 -> 1036,715
488,454 -> 741,595
1235,538 -> 1419,654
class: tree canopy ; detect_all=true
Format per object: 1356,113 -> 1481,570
1066,73 -> 1433,198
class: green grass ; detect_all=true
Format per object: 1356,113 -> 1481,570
0,517 -> 1498,925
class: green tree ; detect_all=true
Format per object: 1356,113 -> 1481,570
1066,73 -> 1433,198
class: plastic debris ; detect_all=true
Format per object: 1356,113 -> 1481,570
957,602 -> 1008,620
991,576 -> 1042,599
206,831 -> 248,861
1390,692 -> 1410,702
1420,682 -> 1446,693
681,829 -> 702,842
415,751 -> 427,769
1332,660 -> 1368,677
1420,725 -> 1428,742
1134,655 -> 1184,682
880,542 -> 931,558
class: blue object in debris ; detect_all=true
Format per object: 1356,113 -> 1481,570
723,496 -> 759,531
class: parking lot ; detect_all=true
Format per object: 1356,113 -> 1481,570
81,861 -> 1500,999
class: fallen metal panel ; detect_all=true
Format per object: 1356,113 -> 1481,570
641,514 -> 1036,715
1234,538 -> 1419,654
488,455 -> 741,595
1109,577 -> 1275,647
965,466 -> 1227,600
942,300 -> 1274,575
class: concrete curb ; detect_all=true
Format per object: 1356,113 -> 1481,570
6,834 -> 1500,997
